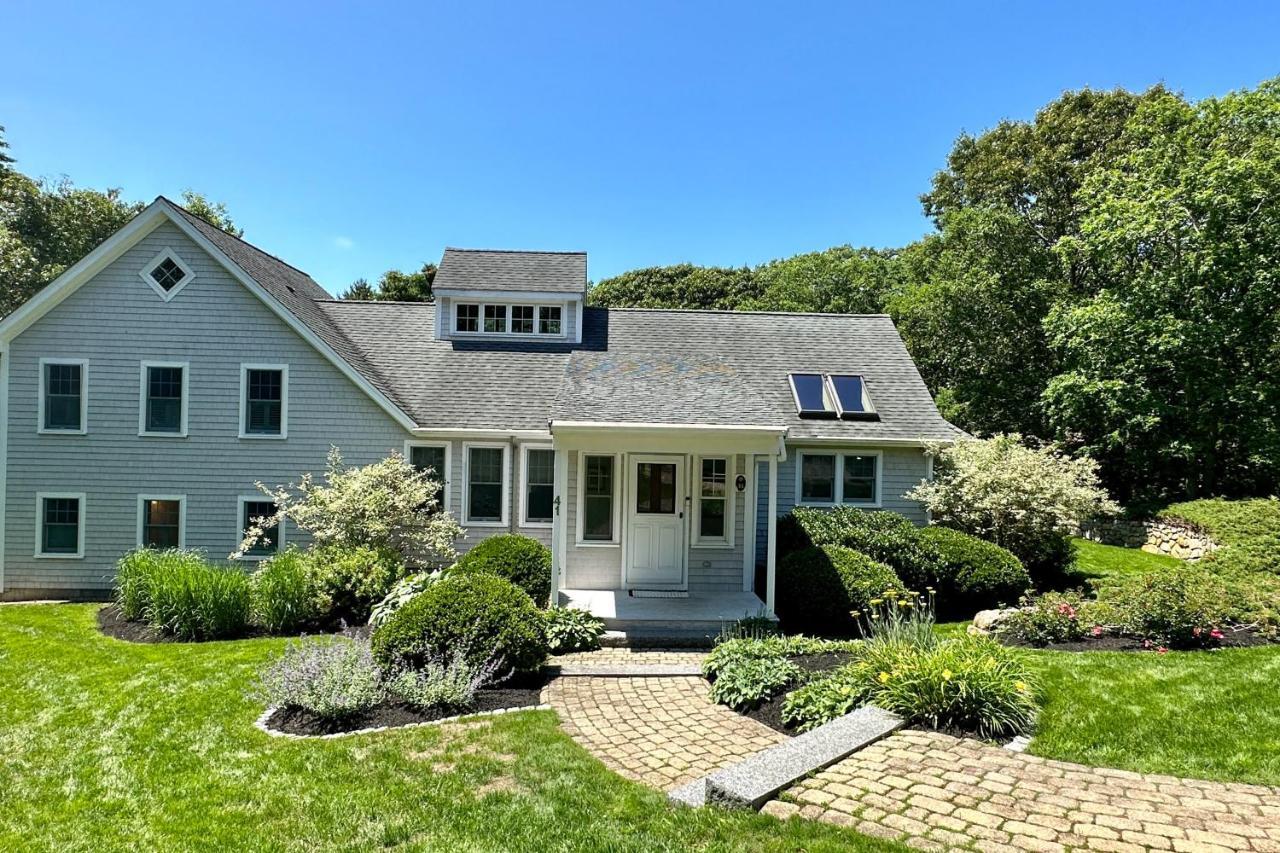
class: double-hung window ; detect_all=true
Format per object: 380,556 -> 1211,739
39,359 -> 87,434
483,305 -> 507,333
796,451 -> 881,507
406,442 -> 450,513
538,305 -> 562,335
579,454 -> 617,543
522,446 -> 555,526
456,303 -> 480,332
240,365 -> 287,438
464,444 -> 508,525
693,456 -> 733,546
36,493 -> 85,558
511,305 -> 535,334
239,497 -> 282,558
140,362 -> 188,436
138,496 -> 185,549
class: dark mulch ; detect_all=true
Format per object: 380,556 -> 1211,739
999,625 -> 1278,652
97,604 -> 357,644
737,652 -> 854,736
263,672 -> 553,736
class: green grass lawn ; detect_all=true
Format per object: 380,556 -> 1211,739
0,604 -> 903,852
1065,537 -> 1184,583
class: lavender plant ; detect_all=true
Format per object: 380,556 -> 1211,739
256,636 -> 385,720
387,643 -> 508,712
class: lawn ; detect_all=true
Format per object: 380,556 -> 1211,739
0,604 -> 902,852
1065,536 -> 1183,583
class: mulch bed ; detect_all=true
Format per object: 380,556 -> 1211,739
999,625 -> 1278,652
736,652 -> 854,737
262,670 -> 552,736
97,604 -> 358,644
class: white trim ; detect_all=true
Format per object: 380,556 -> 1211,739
552,420 -> 787,434
573,299 -> 584,344
36,358 -> 89,435
783,436 -> 956,448
410,427 -> 551,440
138,361 -> 190,438
434,287 -> 578,302
236,495 -> 285,561
0,201 -> 418,432
519,443 -> 555,528
451,299 -> 569,339
766,456 -> 778,615
690,454 -> 736,549
794,448 -> 884,509
624,453 -> 687,590
138,247 -> 196,302
403,440 -> 452,513
551,448 -> 568,601
136,494 -> 187,549
575,451 -> 622,546
34,491 -> 86,559
462,442 -> 510,527
239,363 -> 289,440
0,348 -> 8,591
743,454 -> 757,592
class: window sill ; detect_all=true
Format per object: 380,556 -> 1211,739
796,501 -> 883,510
238,433 -> 287,440
691,541 -> 734,550
521,521 -> 554,529
466,520 -> 509,528
37,429 -> 87,436
34,552 -> 84,560
574,541 -> 620,549
139,431 -> 189,439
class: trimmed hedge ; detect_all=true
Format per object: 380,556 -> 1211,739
917,526 -> 1029,610
370,572 -> 548,674
775,545 -> 901,634
778,507 -> 943,590
453,534 -> 552,606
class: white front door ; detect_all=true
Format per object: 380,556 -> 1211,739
626,455 -> 686,588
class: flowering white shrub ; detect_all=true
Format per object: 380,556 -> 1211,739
907,434 -> 1118,576
236,448 -> 463,566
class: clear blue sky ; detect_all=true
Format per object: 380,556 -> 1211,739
3,2 -> 1278,294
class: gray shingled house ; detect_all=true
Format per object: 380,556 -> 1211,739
0,197 -> 962,628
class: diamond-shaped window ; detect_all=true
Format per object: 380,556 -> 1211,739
139,249 -> 195,301
150,257 -> 187,291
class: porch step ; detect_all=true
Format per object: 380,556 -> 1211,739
600,628 -> 717,648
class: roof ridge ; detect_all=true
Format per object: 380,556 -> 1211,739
157,195 -> 319,282
443,247 -> 587,256
591,306 -> 894,319
317,299 -> 437,306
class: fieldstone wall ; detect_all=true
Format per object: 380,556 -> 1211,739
1080,518 -> 1218,561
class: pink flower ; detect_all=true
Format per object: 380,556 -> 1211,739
1192,627 -> 1202,638
1143,639 -> 1152,649
1091,626 -> 1103,637
1158,646 -> 1169,654
1210,628 -> 1224,640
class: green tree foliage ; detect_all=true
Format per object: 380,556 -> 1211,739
340,263 -> 436,301
750,246 -> 901,314
587,263 -> 760,309
180,190 -> 242,237
1044,81 -> 1280,502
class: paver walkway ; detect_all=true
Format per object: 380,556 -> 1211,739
768,730 -> 1280,853
550,648 -> 709,668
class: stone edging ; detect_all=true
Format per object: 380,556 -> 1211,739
253,703 -> 551,740
1080,518 -> 1218,560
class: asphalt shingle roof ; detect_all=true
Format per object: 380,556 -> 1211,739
434,248 -> 587,295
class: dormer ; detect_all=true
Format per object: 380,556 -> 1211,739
432,248 -> 587,344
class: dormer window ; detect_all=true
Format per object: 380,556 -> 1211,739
483,305 -> 507,333
456,303 -> 479,332
452,301 -> 567,337
539,305 -> 562,335
511,305 -> 535,334
789,373 -> 877,420
139,248 -> 195,301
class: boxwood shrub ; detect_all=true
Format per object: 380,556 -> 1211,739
453,534 -> 552,606
306,544 -> 406,625
917,526 -> 1029,611
778,507 -> 943,590
371,572 -> 548,674
775,545 -> 901,634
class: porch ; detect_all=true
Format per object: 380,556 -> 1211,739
559,587 -> 769,633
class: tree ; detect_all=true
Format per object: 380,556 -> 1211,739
587,263 -> 761,309
749,246 -> 901,314
180,190 -> 242,236
340,263 -> 436,301
1043,80 -> 1280,503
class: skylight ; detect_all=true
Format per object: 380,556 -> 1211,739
788,373 -> 877,420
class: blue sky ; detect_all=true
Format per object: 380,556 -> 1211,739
3,2 -> 1278,294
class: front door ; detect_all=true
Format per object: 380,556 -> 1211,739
626,455 -> 685,587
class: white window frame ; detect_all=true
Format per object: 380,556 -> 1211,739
462,442 -> 510,527
238,363 -> 289,440
136,494 -> 187,549
34,491 -> 86,559
576,451 -> 622,547
794,449 -> 883,509
138,247 -> 196,302
37,358 -> 89,436
403,440 -> 452,513
691,454 -> 736,548
519,443 -> 555,529
453,301 -> 568,338
236,495 -> 285,561
138,361 -> 190,438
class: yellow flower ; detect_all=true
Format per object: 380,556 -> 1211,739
870,598 -> 883,606
849,610 -> 861,618
942,669 -> 953,681
878,671 -> 891,683
901,600 -> 914,608
1015,681 -> 1028,692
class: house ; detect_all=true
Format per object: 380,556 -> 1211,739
0,197 -> 962,629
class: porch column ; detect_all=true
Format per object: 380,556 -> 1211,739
766,454 -> 778,615
743,454 -> 757,592
550,447 -> 569,606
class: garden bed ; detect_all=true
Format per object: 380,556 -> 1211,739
97,604 -> 349,644
999,626 -> 1277,653
259,669 -> 553,736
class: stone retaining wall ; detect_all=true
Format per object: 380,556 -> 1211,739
1080,518 -> 1218,561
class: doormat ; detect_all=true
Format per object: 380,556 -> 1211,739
630,590 -> 689,599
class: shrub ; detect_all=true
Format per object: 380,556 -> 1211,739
854,589 -> 937,649
142,554 -> 252,640
775,545 -> 901,634
306,544 -> 407,625
371,573 -> 548,674
918,527 -> 1030,611
778,507 -> 943,590
256,636 -> 385,720
717,611 -> 782,643
907,435 -> 1119,579
1001,590 -> 1099,645
1093,567 -> 1232,648
251,548 -> 322,634
543,607 -> 606,654
708,657 -> 801,711
703,635 -> 862,680
387,645 -> 506,711
114,548 -> 208,622
453,535 -> 552,605
239,447 -> 463,566
1159,497 -> 1280,547
783,635 -> 1038,737
1206,535 -> 1280,575
368,571 -> 443,632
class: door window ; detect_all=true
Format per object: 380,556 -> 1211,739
635,462 -> 676,514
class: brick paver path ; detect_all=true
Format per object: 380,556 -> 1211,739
549,648 -> 709,668
541,675 -> 785,790
765,730 -> 1280,853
